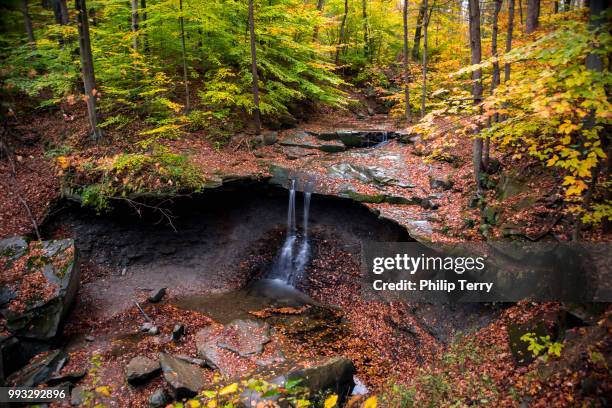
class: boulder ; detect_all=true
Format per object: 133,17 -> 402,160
217,319 -> 270,357
172,324 -> 185,342
6,349 -> 67,387
0,237 -> 28,259
148,288 -> 166,303
46,369 -> 87,386
286,357 -> 356,400
149,388 -> 171,408
159,352 -> 206,399
195,326 -> 225,373
1,239 -> 79,340
126,356 -> 161,385
71,386 -> 85,406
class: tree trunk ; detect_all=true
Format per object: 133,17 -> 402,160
141,0 -> 149,53
131,0 -> 139,51
362,0 -> 370,61
21,0 -> 36,43
75,0 -> 102,141
518,0 -> 524,25
484,0 -> 502,169
526,0 -> 540,33
248,0 -> 261,135
420,0 -> 428,118
52,0 -> 69,45
313,0 -> 325,41
53,0 -> 69,25
402,0 -> 411,122
179,0 -> 190,111
411,1 -> 426,61
504,0 -> 515,81
469,0 -> 483,190
573,0 -> 608,240
335,0 -> 348,65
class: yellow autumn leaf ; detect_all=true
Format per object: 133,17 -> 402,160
95,385 -> 111,397
324,394 -> 338,408
363,396 -> 377,408
207,399 -> 217,408
57,156 -> 70,170
219,382 -> 239,396
187,400 -> 201,408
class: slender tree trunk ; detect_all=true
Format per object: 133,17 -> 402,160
21,0 -> 36,43
573,0 -> 608,240
141,0 -> 149,53
335,0 -> 349,65
53,0 -> 69,24
248,0 -> 261,135
402,0 -> 411,122
484,0 -> 502,169
75,0 -> 102,141
411,1 -> 426,61
420,0 -> 428,118
131,0 -> 139,51
179,0 -> 190,111
504,0 -> 515,81
554,1 -> 559,12
469,0 -> 483,190
518,0 -> 524,25
362,0 -> 370,61
526,0 -> 539,33
52,0 -> 69,45
313,0 -> 325,41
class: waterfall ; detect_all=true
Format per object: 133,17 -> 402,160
287,179 -> 296,233
374,131 -> 389,148
294,191 -> 311,280
270,178 -> 312,286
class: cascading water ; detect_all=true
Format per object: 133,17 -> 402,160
294,191 -> 311,278
374,131 -> 389,148
270,178 -> 312,285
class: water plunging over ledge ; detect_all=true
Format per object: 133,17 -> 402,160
270,178 -> 313,285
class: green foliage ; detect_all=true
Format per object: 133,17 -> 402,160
520,332 -> 564,361
380,383 -> 416,408
0,28 -> 80,107
78,145 -> 205,212
171,377 -> 311,408
476,14 -> 612,225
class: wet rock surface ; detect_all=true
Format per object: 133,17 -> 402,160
217,319 -> 271,357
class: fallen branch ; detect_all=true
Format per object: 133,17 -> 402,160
134,301 -> 153,323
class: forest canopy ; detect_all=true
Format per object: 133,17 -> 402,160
0,0 -> 610,239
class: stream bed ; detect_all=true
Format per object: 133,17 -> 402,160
14,182 -> 499,404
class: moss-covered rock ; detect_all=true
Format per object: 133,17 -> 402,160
0,238 -> 79,340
